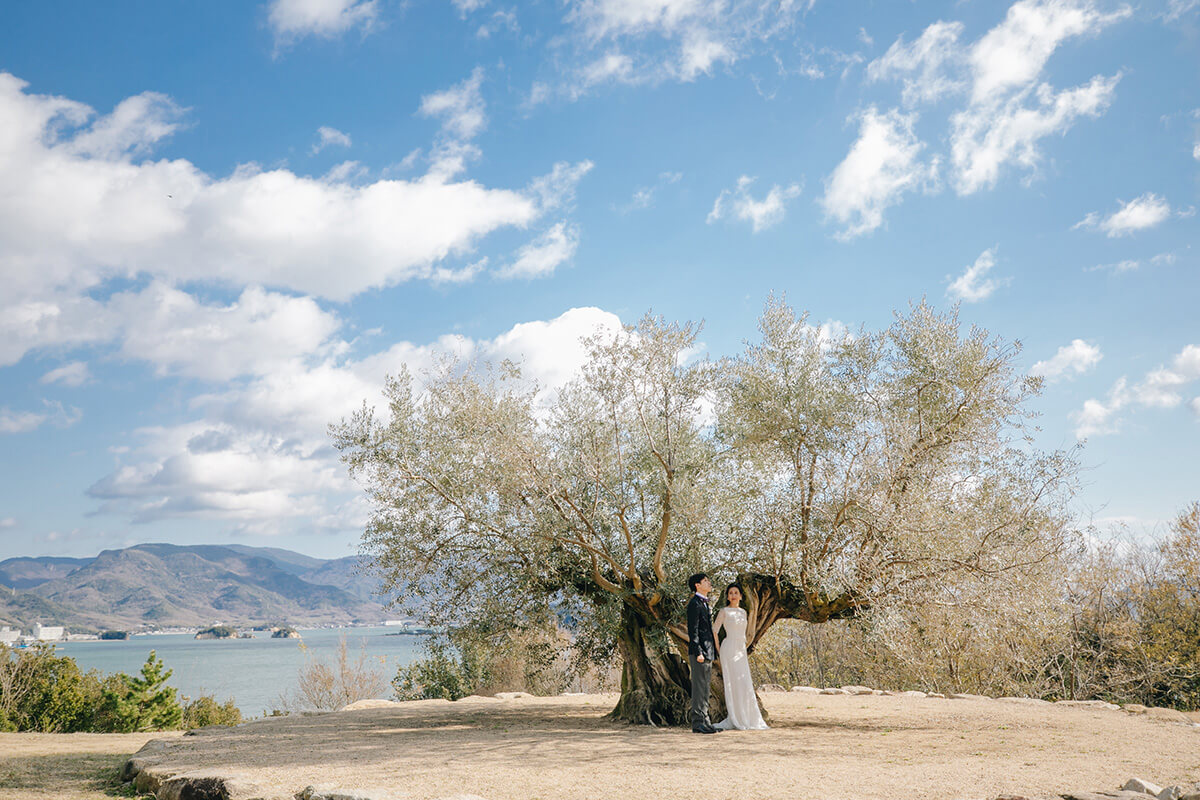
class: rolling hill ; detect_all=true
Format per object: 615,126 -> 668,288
0,543 -> 396,633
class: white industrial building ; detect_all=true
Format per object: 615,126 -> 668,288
0,626 -> 18,645
32,623 -> 65,641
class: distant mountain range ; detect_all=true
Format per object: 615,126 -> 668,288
0,544 -> 397,633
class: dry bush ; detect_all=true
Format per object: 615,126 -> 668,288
750,557 -> 1072,697
749,503 -> 1200,710
276,635 -> 388,712
395,621 -> 619,701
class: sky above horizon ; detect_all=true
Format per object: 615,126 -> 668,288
0,0 -> 1197,562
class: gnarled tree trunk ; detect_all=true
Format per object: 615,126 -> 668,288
608,574 -> 865,726
609,601 -> 692,725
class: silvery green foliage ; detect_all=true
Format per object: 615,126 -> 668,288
332,299 -> 1078,691
711,297 -> 1078,613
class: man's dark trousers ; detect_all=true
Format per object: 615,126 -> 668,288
689,653 -> 712,729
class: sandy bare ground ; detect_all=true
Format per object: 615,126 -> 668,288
0,730 -> 183,800
105,693 -> 1200,800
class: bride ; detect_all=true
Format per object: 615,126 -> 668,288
712,583 -> 769,730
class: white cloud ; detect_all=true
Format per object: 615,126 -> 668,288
67,93 -> 187,159
88,307 -> 625,528
946,248 -> 1006,302
1085,252 -> 1176,274
573,0 -> 706,38
1030,339 -> 1102,380
679,33 -> 735,80
88,421 -> 351,526
580,52 -> 639,91
0,293 -> 113,368
452,0 -> 489,15
0,518 -> 15,529
866,21 -> 966,105
1135,367 -> 1187,408
420,67 -> 487,142
1132,345 -> 1200,408
951,73 -> 1119,194
821,107 -> 938,238
1,282 -> 348,382
0,407 -> 48,434
310,125 -> 351,155
869,1 -> 1130,196
1071,343 -> 1200,438
1191,397 -> 1200,417
707,175 -> 801,232
527,160 -> 595,212
1074,193 -> 1172,237
109,283 -> 343,382
40,361 -> 91,387
475,8 -> 520,38
950,0 -> 1129,194
0,401 -> 81,435
619,171 -> 683,212
497,222 -> 580,279
431,257 -> 489,285
560,0 -> 816,96
322,160 -> 367,183
1167,0 -> 1200,19
0,71 -> 560,335
1071,376 -> 1129,439
268,0 -> 378,45
419,68 -> 490,177
968,0 -> 1129,104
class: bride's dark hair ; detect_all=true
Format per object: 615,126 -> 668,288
722,582 -> 747,610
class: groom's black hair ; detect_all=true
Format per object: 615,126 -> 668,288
687,573 -> 708,592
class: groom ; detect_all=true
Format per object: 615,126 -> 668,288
686,572 -> 720,734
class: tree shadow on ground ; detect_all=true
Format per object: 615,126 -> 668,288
0,751 -> 145,799
139,698 -> 949,778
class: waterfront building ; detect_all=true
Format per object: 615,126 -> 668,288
32,623 -> 65,641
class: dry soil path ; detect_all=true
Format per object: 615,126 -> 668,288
0,730 -> 183,800
110,692 -> 1200,800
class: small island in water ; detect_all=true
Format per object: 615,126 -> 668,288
194,625 -> 238,640
271,626 -> 301,639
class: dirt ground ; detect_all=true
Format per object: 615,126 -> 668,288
0,730 -> 183,800
6,693 -> 1200,800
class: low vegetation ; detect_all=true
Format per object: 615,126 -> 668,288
747,502 -> 1200,708
393,619 -> 602,701
0,645 -> 241,732
274,635 -> 388,712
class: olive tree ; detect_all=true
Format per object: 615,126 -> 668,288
332,299 -> 1078,725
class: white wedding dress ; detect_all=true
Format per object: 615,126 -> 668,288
712,606 -> 769,730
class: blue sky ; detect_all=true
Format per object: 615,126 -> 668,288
0,0 -> 1196,561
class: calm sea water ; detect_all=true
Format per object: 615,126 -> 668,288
54,626 -> 425,716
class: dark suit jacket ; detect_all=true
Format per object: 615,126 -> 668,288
687,594 -> 716,660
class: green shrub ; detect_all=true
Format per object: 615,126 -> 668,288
101,651 -> 183,732
181,694 -> 243,728
393,620 -> 574,701
393,638 -> 484,701
0,644 -> 120,732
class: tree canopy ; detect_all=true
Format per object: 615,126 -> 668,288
333,299 -> 1079,724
